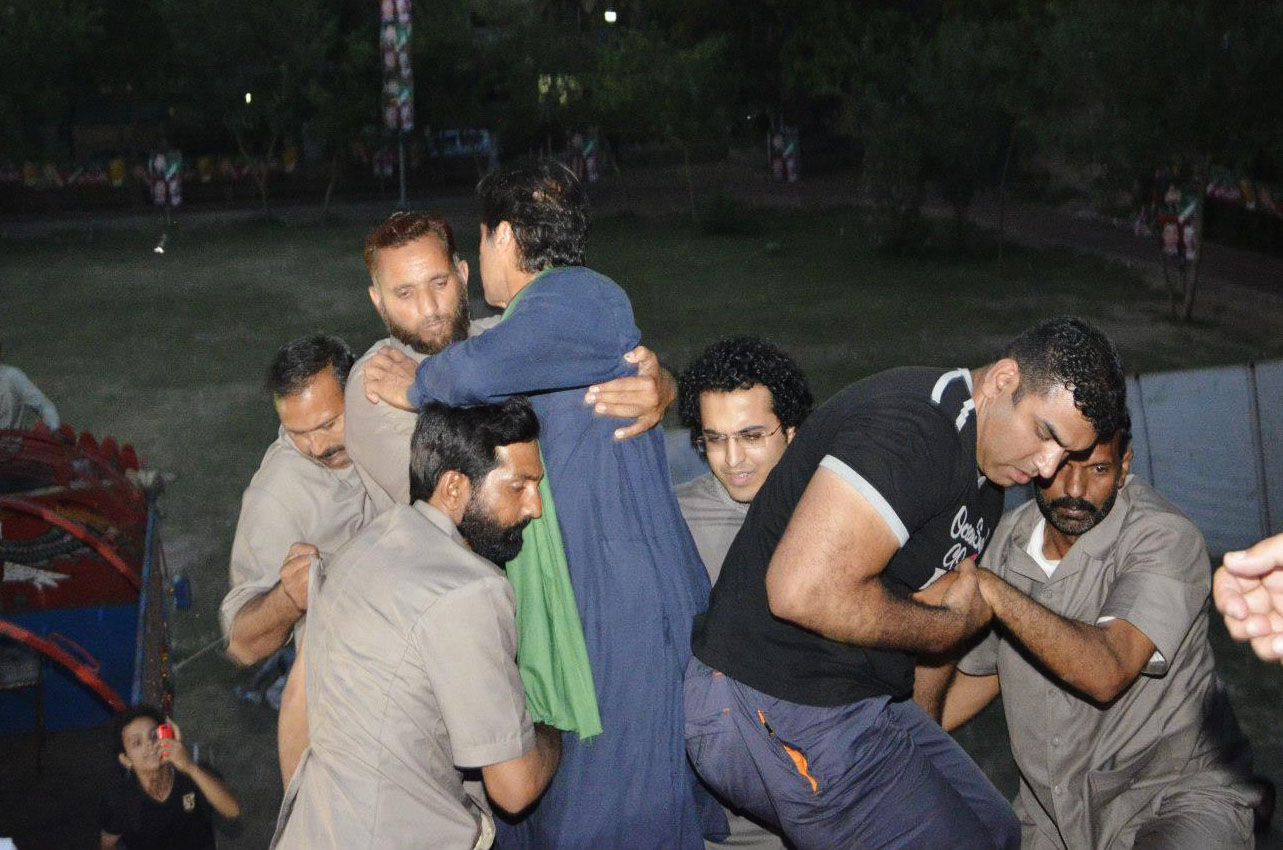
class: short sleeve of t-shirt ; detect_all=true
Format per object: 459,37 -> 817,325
1097,514 -> 1209,675
819,396 -> 963,547
416,576 -> 535,768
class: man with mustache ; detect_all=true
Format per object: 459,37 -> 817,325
347,210 -> 670,514
272,397 -> 559,849
942,421 -> 1262,849
221,335 -> 372,666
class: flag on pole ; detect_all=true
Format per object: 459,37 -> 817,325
380,0 -> 413,131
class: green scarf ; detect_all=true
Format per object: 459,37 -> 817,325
500,279 -> 602,739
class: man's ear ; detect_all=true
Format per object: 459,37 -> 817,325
368,282 -> 383,312
784,425 -> 797,445
1119,445 -> 1134,481
493,221 -> 513,246
456,258 -> 470,287
432,469 -> 473,522
980,358 -> 1021,401
118,751 -> 131,771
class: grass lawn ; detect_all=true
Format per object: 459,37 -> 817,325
4,206 -> 1283,847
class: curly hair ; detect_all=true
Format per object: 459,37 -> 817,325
477,159 -> 588,273
1000,316 -> 1128,441
678,336 -> 813,448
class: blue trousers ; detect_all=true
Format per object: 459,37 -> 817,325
685,658 -> 1020,850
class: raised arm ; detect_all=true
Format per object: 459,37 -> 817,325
765,467 -> 991,653
409,275 -> 639,406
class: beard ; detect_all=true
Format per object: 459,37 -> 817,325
383,295 -> 471,356
458,498 -> 531,566
1034,488 -> 1118,537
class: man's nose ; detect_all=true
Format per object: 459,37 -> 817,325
416,287 -> 441,319
725,438 -> 745,467
1034,445 -> 1066,480
1062,466 -> 1087,498
526,487 -> 543,520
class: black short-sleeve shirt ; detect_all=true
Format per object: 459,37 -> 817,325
691,367 -> 1004,706
100,769 -> 216,850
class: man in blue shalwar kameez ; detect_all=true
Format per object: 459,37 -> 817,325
364,160 -> 724,850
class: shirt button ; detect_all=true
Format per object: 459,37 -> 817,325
1052,736 -> 1061,747
1053,785 -> 1063,796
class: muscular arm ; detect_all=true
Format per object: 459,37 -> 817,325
978,569 -> 1156,704
226,544 -> 314,667
765,467 -> 990,653
481,723 -> 561,815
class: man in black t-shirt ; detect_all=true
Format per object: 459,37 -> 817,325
686,317 -> 1127,850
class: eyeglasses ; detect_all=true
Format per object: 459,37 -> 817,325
695,423 -> 784,453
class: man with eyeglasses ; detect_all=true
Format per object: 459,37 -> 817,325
675,336 -> 812,850
676,337 -> 813,586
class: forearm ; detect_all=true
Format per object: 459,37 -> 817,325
182,762 -> 241,819
980,571 -> 1135,702
277,652 -> 308,788
227,585 -> 299,666
787,577 -> 975,653
941,671 -> 1000,732
913,655 -> 957,722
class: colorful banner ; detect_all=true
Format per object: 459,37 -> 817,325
380,0 -> 413,132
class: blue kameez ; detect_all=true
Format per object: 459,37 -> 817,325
407,266 -> 723,849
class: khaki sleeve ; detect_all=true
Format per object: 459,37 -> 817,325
416,576 -> 535,769
1098,513 -> 1209,675
220,486 -> 305,637
345,356 -> 416,513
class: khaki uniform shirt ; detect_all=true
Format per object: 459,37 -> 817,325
675,472 -> 749,586
959,477 -> 1259,849
272,502 -> 534,850
346,319 -> 498,514
219,427 -> 372,641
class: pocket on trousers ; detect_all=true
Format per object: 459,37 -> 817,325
755,709 -> 822,797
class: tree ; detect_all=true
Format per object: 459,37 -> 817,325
592,27 -> 732,220
0,0 -> 99,160
1040,0 -> 1283,320
161,0 -> 336,214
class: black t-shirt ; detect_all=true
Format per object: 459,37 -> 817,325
691,367 -> 1004,706
100,769 -> 215,850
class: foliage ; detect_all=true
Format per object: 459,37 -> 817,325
0,0 -> 100,159
160,0 -> 337,212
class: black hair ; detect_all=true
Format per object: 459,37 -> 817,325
477,159 -> 588,273
114,704 -> 165,755
677,336 -> 814,449
1000,317 -> 1127,441
266,334 -> 355,397
408,397 -> 541,503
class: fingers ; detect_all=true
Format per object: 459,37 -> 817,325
612,416 -> 657,441
1222,532 -> 1283,578
626,345 -> 658,375
286,542 -> 320,560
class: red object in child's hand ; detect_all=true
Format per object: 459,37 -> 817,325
156,722 -> 174,740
